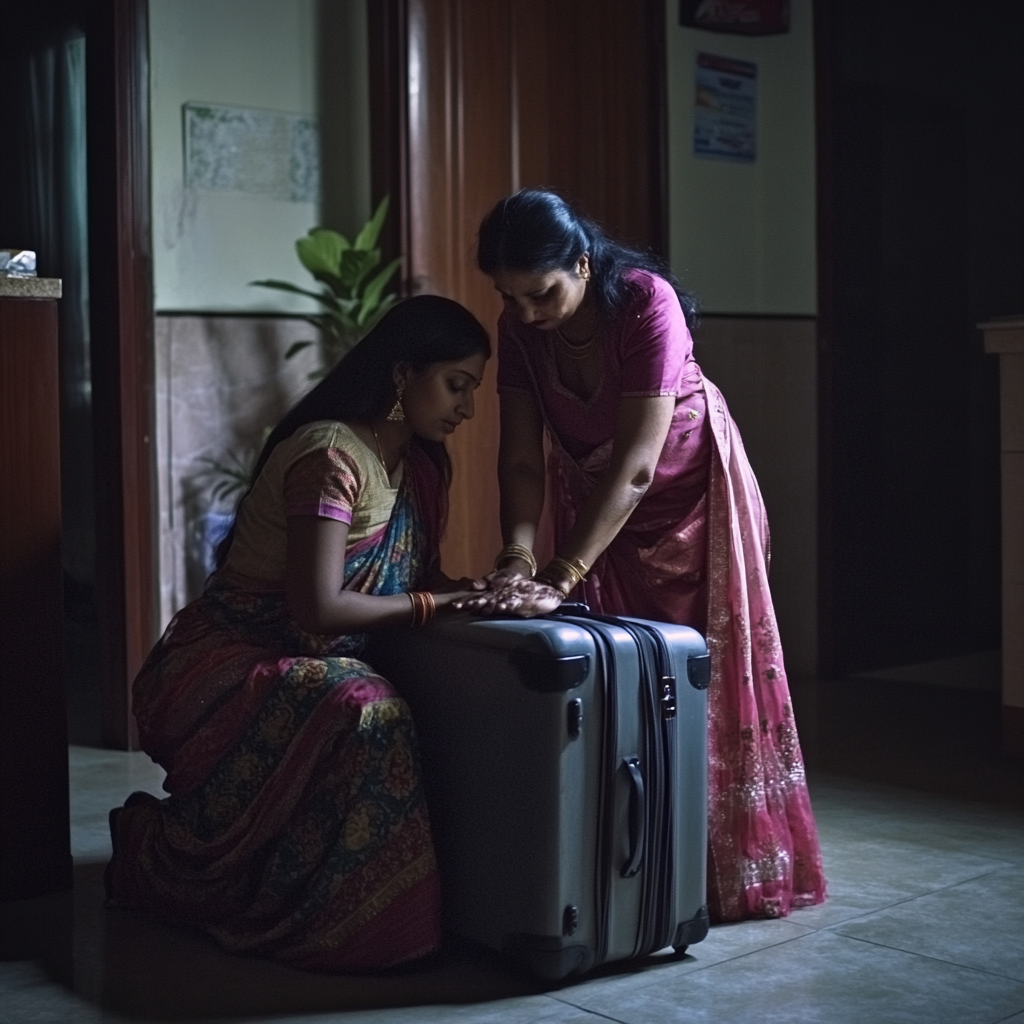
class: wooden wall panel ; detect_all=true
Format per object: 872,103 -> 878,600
372,0 -> 666,579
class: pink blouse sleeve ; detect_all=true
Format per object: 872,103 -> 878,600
495,311 -> 534,394
617,274 -> 691,398
283,447 -> 361,524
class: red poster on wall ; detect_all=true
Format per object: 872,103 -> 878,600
679,0 -> 790,36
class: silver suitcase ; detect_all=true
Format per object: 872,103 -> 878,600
369,608 -> 710,981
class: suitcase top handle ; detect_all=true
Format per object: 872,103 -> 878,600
550,606 -> 711,691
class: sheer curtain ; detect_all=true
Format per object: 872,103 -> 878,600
25,32 -> 95,588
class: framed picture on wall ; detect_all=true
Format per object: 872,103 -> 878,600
694,53 -> 757,162
680,0 -> 790,36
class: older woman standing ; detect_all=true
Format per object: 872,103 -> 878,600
467,189 -> 826,922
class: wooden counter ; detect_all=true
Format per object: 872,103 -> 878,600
0,280 -> 73,900
980,317 -> 1024,758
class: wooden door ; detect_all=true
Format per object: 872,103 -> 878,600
0,295 -> 73,900
87,0 -> 156,748
370,0 -> 666,578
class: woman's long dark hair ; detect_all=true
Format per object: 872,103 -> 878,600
215,294 -> 491,568
476,188 -> 699,329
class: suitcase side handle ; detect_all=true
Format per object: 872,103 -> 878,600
687,653 -> 711,690
621,757 -> 646,879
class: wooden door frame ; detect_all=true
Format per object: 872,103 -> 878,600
813,0 -> 836,679
368,0 -> 412,283
646,0 -> 670,260
86,0 -> 156,750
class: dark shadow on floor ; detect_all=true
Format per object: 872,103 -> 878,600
791,676 -> 1024,808
2,862 -> 696,1020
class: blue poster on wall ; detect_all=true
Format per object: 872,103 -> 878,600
694,53 -> 757,162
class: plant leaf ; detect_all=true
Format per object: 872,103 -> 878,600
315,307 -> 359,335
284,340 -> 315,359
296,314 -> 334,334
357,256 -> 402,325
249,279 -> 331,303
338,248 -> 377,289
359,291 -> 398,332
309,270 -> 348,296
354,195 -> 390,252
296,229 -> 349,278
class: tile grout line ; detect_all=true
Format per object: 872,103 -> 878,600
836,932 -> 1024,986
548,929 -> 820,1006
544,995 -> 635,1024
813,862 -> 1021,933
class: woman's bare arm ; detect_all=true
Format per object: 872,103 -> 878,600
557,393 -> 676,569
494,390 -> 547,573
285,516 -> 471,633
461,393 -> 676,616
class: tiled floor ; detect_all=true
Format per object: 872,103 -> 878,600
3,680 -> 1024,1023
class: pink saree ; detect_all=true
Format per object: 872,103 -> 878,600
498,272 -> 827,921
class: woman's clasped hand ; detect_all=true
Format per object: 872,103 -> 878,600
452,570 -> 565,617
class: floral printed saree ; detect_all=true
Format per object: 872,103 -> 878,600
105,445 -> 443,971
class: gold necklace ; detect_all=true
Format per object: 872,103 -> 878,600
554,325 -> 599,360
370,425 -> 389,474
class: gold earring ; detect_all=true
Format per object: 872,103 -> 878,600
387,382 -> 406,422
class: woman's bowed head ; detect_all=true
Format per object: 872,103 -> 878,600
456,188 -> 699,617
217,294 -> 492,636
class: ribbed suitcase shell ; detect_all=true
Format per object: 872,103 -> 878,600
369,611 -> 709,980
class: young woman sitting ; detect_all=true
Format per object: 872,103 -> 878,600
105,295 -> 490,972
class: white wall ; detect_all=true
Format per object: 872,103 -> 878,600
666,0 -> 816,314
149,0 -> 370,313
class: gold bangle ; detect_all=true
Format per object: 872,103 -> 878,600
408,591 -> 422,627
420,590 -> 436,625
564,556 -> 589,579
494,543 -> 537,577
548,555 -> 587,589
535,570 -> 572,598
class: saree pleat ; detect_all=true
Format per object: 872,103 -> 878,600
106,457 -> 443,971
702,379 -> 824,919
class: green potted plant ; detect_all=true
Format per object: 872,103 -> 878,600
189,199 -> 402,588
251,195 -> 402,374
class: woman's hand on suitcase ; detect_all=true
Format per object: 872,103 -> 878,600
451,576 -> 564,617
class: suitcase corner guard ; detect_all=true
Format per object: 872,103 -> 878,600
502,933 -> 596,982
687,653 -> 711,689
673,905 -> 710,951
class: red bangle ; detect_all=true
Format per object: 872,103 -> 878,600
408,590 -> 436,627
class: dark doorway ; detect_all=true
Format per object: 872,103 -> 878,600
1,2 -> 100,744
817,0 -> 1024,677
1,0 -> 156,750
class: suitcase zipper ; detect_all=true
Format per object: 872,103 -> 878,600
558,613 -> 680,962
